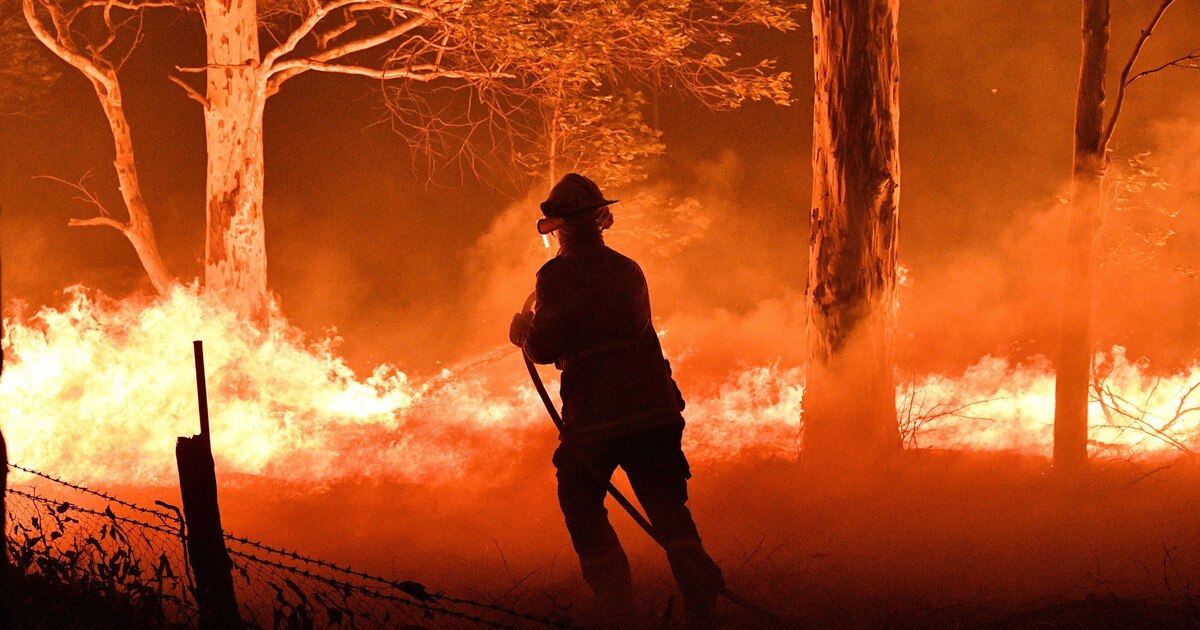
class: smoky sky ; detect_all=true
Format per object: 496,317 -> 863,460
2,0 -> 1199,377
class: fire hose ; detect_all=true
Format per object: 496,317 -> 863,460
519,293 -> 790,628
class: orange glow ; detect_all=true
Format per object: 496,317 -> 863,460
4,288 -> 1197,487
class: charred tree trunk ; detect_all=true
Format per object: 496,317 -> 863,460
204,0 -> 270,321
1055,0 -> 1110,469
804,0 -> 902,459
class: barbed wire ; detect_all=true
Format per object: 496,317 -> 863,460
5,487 -> 199,626
8,462 -> 181,522
224,532 -> 575,628
6,463 -> 577,628
228,547 -> 515,628
8,488 -> 183,538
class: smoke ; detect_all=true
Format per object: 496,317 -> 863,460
458,153 -> 806,388
894,118 -> 1200,376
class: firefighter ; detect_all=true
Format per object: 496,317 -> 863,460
509,173 -> 724,629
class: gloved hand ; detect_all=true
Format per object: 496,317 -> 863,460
509,312 -> 533,347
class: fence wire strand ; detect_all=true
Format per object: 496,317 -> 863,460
5,463 -> 575,629
5,487 -> 198,627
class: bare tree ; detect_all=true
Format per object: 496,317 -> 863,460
803,0 -> 902,459
179,0 -> 521,319
17,0 -> 175,295
1055,0 -> 1196,468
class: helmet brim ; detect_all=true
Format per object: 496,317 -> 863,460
540,198 -> 619,218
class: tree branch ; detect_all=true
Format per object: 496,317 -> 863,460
168,73 -> 208,107
261,0 -> 431,72
35,173 -> 131,233
22,0 -> 113,87
308,13 -> 428,64
266,14 -> 431,90
316,18 -> 360,49
68,216 -> 129,232
261,0 -> 363,70
1101,0 -> 1178,148
75,0 -> 188,14
269,59 -> 510,82
90,1 -> 120,57
1127,49 -> 1200,85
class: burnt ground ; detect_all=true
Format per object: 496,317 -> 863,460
112,447 -> 1200,628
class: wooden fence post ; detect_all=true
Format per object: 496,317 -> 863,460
177,340 -> 241,628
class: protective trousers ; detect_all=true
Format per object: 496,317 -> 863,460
553,424 -> 724,627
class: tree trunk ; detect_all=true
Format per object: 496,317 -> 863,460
203,0 -> 270,321
94,81 -> 175,296
1054,0 -> 1110,469
20,0 -> 174,297
804,0 -> 902,460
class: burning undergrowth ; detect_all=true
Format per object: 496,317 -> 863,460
3,285 -> 1200,489
1,285 -> 802,486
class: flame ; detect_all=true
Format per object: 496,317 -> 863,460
2,287 -> 1198,487
2,287 -> 539,485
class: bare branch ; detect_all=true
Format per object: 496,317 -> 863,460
266,15 -> 431,89
1127,49 -> 1200,85
22,0 -> 112,87
168,73 -> 209,107
90,1 -> 120,57
75,0 -> 187,13
1101,0 -> 1178,148
316,18 -> 359,49
261,0 -> 364,70
270,59 -> 510,82
261,0 -> 432,72
113,8 -> 146,70
308,14 -> 428,64
68,216 -> 129,232
35,173 -> 130,233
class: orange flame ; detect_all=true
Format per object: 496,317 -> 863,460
2,288 -> 1198,487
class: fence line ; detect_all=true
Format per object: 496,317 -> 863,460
8,463 -> 181,522
6,463 -> 575,628
222,530 -> 574,628
5,485 -> 199,626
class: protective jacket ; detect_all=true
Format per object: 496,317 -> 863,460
522,237 -> 684,443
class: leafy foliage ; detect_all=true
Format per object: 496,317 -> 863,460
5,493 -> 192,627
470,0 -> 801,189
513,91 -> 665,189
609,189 -> 710,258
1100,152 -> 1178,271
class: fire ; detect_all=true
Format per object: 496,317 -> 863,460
904,350 -> 1200,456
1,286 -> 534,485
2,288 -> 1198,487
